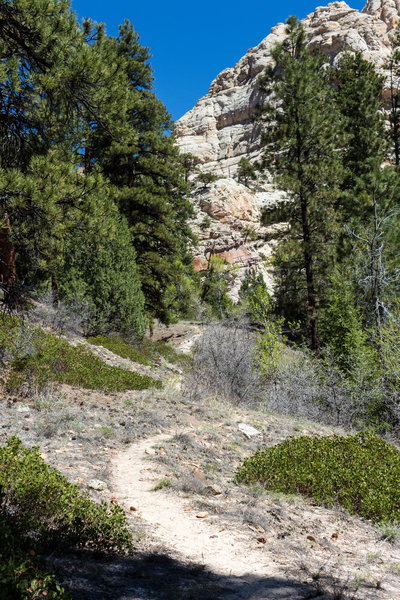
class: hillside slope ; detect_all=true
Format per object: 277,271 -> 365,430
1,319 -> 399,599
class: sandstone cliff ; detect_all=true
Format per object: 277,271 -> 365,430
175,1 -> 400,295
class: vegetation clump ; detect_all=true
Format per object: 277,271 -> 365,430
12,333 -> 162,392
87,334 -> 189,368
87,335 -> 153,366
0,436 -> 134,598
236,431 -> 400,523
0,316 -> 161,392
0,519 -> 70,600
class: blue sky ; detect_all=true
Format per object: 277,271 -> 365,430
71,0 -> 366,122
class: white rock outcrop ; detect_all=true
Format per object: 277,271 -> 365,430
175,1 -> 400,291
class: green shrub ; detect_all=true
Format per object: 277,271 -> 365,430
87,335 -> 152,366
0,436 -> 134,554
88,334 -> 189,368
58,209 -> 146,339
0,518 -> 69,599
138,337 -> 191,366
0,313 -> 21,351
236,431 -> 400,523
11,330 -> 162,392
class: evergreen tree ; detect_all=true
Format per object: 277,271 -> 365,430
0,0 -> 133,309
237,157 -> 256,186
335,51 -> 386,222
201,256 -> 236,318
385,25 -> 400,166
58,201 -> 146,338
196,172 -> 218,188
88,22 -> 195,324
0,2 -> 196,330
258,17 -> 343,353
319,269 -> 369,372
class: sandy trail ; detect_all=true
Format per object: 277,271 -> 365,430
112,432 -> 309,599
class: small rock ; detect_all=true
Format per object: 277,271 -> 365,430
196,512 -> 209,519
307,535 -> 316,543
184,506 -> 191,512
257,536 -> 267,544
17,406 -> 30,413
331,532 -> 339,540
205,484 -> 222,496
238,423 -> 261,438
130,506 -> 138,511
88,479 -> 107,491
145,448 -> 155,456
111,494 -> 118,505
192,468 -> 206,482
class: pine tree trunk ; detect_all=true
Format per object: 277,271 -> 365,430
51,273 -> 59,308
390,70 -> 400,166
0,213 -> 17,307
299,192 -> 320,355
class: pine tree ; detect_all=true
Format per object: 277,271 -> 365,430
201,256 -> 236,319
58,200 -> 146,338
335,51 -> 386,222
258,16 -> 343,353
88,22 -> 195,324
237,157 -> 256,186
0,0 -> 117,303
386,25 -> 400,166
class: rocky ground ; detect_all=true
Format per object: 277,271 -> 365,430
1,322 -> 400,599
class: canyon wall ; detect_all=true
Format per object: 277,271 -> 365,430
175,1 -> 400,297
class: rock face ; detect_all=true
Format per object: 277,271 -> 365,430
175,1 -> 400,293
191,178 -> 286,298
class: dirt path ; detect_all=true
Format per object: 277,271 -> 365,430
112,431 -> 312,599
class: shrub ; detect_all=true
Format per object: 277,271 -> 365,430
236,431 -> 400,523
0,436 -> 134,554
11,330 -> 162,392
0,518 -> 69,599
30,291 -> 93,337
184,319 -> 262,404
201,256 -> 237,319
139,337 -> 190,367
263,345 -> 383,430
87,335 -> 152,366
0,313 -> 21,352
87,334 -> 189,368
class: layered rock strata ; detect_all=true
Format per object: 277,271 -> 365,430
175,1 -> 400,293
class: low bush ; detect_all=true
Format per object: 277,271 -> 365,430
87,335 -> 152,365
139,337 -> 190,367
88,334 -> 189,368
5,327 -> 161,392
0,436 -> 135,598
236,431 -> 400,523
0,518 -> 69,599
0,436 -> 134,554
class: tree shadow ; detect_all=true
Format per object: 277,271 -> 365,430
50,549 -> 321,600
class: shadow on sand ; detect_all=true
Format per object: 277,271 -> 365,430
50,548 -> 331,600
